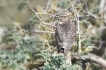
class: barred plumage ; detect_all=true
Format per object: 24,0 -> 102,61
55,14 -> 76,65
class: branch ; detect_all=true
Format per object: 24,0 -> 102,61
44,0 -> 51,13
25,0 -> 56,28
24,59 -> 45,69
100,0 -> 106,8
100,0 -> 106,19
31,30 -> 55,34
73,53 -> 106,69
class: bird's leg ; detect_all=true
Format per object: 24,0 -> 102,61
63,43 -> 72,65
64,49 -> 72,65
59,42 -> 72,65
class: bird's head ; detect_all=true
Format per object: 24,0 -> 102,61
56,12 -> 70,25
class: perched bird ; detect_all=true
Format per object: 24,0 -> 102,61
55,13 -> 76,65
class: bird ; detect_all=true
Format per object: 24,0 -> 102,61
55,12 -> 76,65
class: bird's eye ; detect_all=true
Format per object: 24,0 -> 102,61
62,16 -> 64,18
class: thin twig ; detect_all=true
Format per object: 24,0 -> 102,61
32,30 -> 55,34
69,0 -> 81,52
44,0 -> 51,13
100,0 -> 106,21
78,0 -> 100,19
25,0 -> 56,27
36,12 -> 54,16
96,38 -> 102,50
25,1 -> 44,23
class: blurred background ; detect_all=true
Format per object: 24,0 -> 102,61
0,0 -> 106,70
0,0 -> 49,43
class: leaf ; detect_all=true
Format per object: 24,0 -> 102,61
25,53 -> 30,59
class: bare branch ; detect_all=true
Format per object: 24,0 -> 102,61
25,0 -> 56,27
78,0 -> 100,19
73,53 -> 106,69
100,0 -> 106,19
44,0 -> 51,13
31,30 -> 55,34
100,0 -> 106,12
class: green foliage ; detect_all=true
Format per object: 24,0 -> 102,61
82,35 -> 92,47
50,54 -> 64,68
43,54 -> 65,70
93,5 -> 100,14
18,3 -> 26,10
22,14 -> 38,31
58,0 -> 68,9
0,25 -> 43,70
82,20 -> 90,28
29,14 -> 38,25
43,53 -> 82,70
